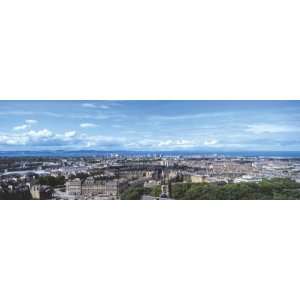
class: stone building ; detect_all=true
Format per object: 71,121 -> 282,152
161,184 -> 170,198
66,178 -> 81,196
81,177 -> 106,196
190,175 -> 208,183
66,177 -> 128,199
30,184 -> 52,200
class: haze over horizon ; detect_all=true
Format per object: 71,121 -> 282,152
0,101 -> 299,152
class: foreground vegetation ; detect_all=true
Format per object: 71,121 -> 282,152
121,178 -> 300,200
120,185 -> 161,200
38,175 -> 65,187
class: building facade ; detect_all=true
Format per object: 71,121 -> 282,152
66,178 -> 81,196
30,184 -> 52,200
66,177 -> 128,198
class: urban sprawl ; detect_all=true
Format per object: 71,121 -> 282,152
1,154 -> 300,200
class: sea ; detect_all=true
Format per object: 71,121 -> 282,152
0,150 -> 300,158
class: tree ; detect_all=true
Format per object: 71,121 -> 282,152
150,185 -> 161,198
38,175 -> 65,187
169,178 -> 300,200
120,187 -> 144,200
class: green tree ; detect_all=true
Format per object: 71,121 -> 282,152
120,187 -> 145,200
169,178 -> 300,200
38,175 -> 65,187
150,185 -> 161,198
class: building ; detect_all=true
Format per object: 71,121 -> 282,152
66,177 -> 128,199
81,177 -> 106,196
161,184 -> 170,198
145,171 -> 154,178
66,178 -> 81,196
30,184 -> 52,200
144,180 -> 160,188
190,175 -> 208,183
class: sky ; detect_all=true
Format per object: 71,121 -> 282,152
0,100 -> 299,151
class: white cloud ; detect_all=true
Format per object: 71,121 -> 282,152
126,138 -> 199,149
158,139 -> 196,148
150,112 -> 226,121
64,131 -> 76,138
0,134 -> 28,145
25,119 -> 37,124
27,129 -> 53,139
80,123 -> 97,128
0,129 -> 126,149
13,124 -> 29,131
204,139 -> 218,146
13,119 -> 38,131
82,103 -> 96,108
1,129 -> 54,145
246,124 -> 296,134
0,128 -> 298,151
82,103 -> 110,109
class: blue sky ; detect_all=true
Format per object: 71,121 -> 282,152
0,100 -> 299,151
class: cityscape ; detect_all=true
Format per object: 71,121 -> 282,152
0,100 -> 300,200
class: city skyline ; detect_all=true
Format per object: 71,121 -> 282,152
0,100 -> 299,151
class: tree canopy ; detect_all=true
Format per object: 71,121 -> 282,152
171,178 -> 300,200
101,178 -> 300,200
38,175 -> 65,187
